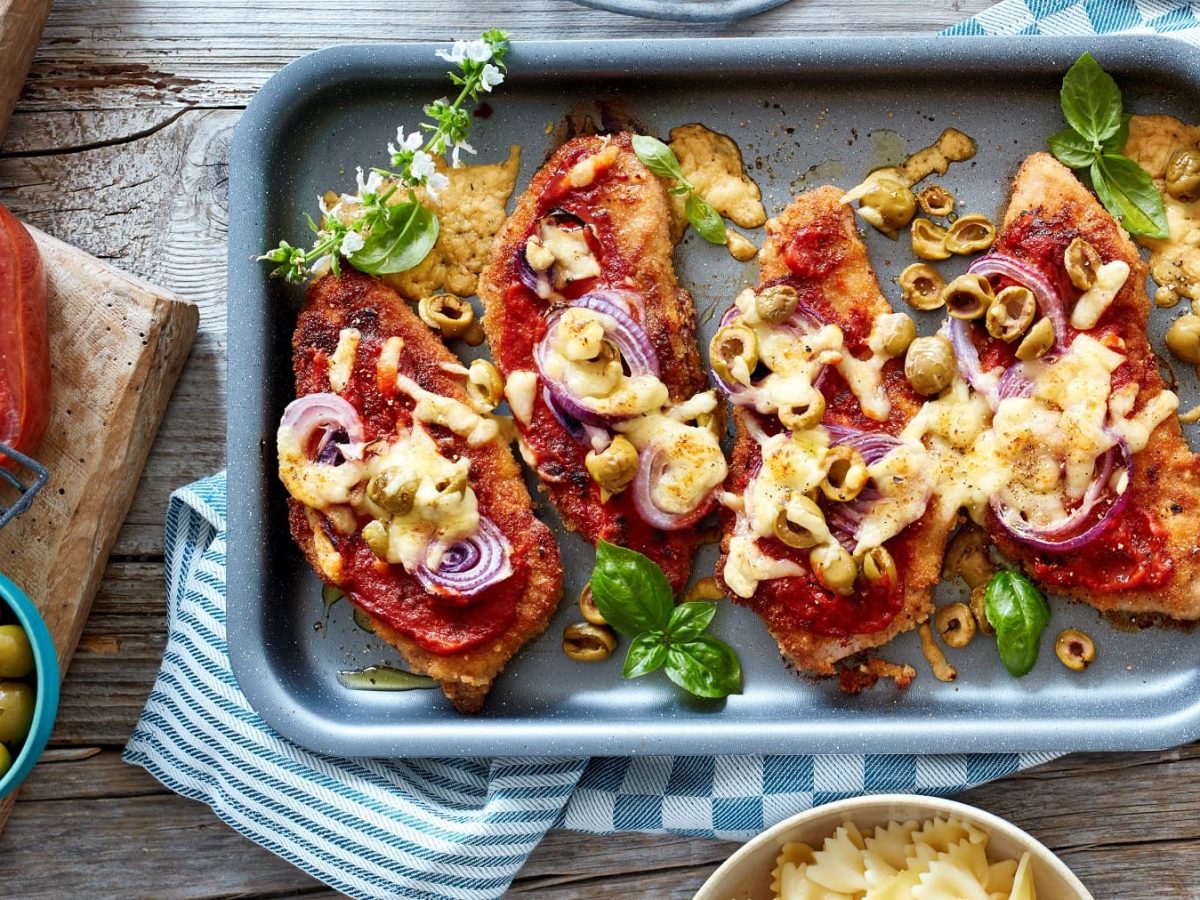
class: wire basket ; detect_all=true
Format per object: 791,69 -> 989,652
0,444 -> 49,530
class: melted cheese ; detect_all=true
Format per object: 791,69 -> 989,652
836,351 -> 889,421
618,405 -> 726,515
277,427 -> 366,510
328,328 -> 361,393
723,529 -> 805,599
563,142 -> 619,189
376,336 -> 403,395
529,225 -> 601,286
394,374 -> 499,446
504,370 -> 538,426
1070,260 -> 1130,329
743,430 -> 829,538
367,427 -> 479,572
852,443 -> 934,555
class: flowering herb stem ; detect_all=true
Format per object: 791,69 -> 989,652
259,30 -> 510,283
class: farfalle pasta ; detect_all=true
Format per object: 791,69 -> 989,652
770,815 -> 1035,900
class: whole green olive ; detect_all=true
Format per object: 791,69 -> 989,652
985,285 -> 1037,342
1166,148 -> 1200,201
753,284 -> 799,325
0,625 -> 34,680
585,435 -> 639,499
810,543 -> 857,596
361,519 -> 390,560
904,334 -> 956,396
873,312 -> 917,358
1064,237 -> 1101,291
0,681 -> 35,745
1166,313 -> 1200,364
859,177 -> 918,234
367,470 -> 419,516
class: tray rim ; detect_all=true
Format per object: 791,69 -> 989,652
227,33 -> 1200,758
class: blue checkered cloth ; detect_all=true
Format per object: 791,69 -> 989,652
125,476 -> 1056,898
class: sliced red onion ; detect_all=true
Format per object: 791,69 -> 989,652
991,432 -> 1132,553
968,253 -> 1067,348
827,487 -> 879,550
997,363 -> 1034,401
631,444 -> 716,531
824,423 -> 904,465
415,517 -> 513,601
947,318 -> 999,408
280,393 -> 365,465
542,386 -> 609,448
535,290 -> 659,426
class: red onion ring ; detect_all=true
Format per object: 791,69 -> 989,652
535,290 -> 659,426
824,423 -> 904,465
991,432 -> 1132,553
997,363 -> 1035,401
542,386 -> 609,448
415,517 -> 513,602
968,253 -> 1067,349
826,487 -> 879,550
946,319 -> 1002,409
280,393 -> 365,465
631,444 -> 716,531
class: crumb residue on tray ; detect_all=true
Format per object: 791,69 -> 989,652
1123,114 -> 1200,311
381,145 -> 522,300
667,123 -> 767,253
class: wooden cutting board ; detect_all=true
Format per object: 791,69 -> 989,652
0,230 -> 198,824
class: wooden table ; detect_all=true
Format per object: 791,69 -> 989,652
0,1 -> 1195,896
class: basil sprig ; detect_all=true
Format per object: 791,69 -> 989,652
1049,53 -> 1168,239
631,134 -> 729,246
983,570 -> 1051,677
590,540 -> 742,699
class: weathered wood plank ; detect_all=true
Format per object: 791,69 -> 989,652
19,0 -> 997,110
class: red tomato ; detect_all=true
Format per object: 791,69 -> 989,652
0,204 -> 50,465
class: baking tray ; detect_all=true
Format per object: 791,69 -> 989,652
227,36 -> 1200,758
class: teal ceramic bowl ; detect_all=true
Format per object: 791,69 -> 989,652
0,572 -> 59,798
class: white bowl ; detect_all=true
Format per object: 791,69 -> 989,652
695,794 -> 1093,900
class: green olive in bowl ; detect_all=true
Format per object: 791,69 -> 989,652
0,681 -> 35,745
0,625 -> 34,679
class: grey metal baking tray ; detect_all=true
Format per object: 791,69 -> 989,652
227,36 -> 1200,758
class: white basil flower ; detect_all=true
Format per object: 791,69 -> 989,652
339,230 -> 365,256
480,64 -> 504,92
312,254 -> 333,277
355,166 -> 384,197
450,140 -> 476,168
464,39 -> 493,63
410,150 -> 437,182
435,41 -> 468,64
389,126 -> 423,157
426,171 -> 450,200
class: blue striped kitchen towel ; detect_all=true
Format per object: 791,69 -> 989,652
125,473 -> 1057,899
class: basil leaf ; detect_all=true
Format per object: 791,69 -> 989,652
685,192 -> 728,245
631,134 -> 685,182
623,631 -> 668,679
1101,113 -> 1132,155
1091,154 -> 1170,240
322,584 -> 344,611
590,540 -> 674,636
348,201 -> 439,275
664,635 -> 743,699
666,601 -> 717,642
983,570 -> 1050,677
1060,52 -> 1123,145
1048,127 -> 1096,170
